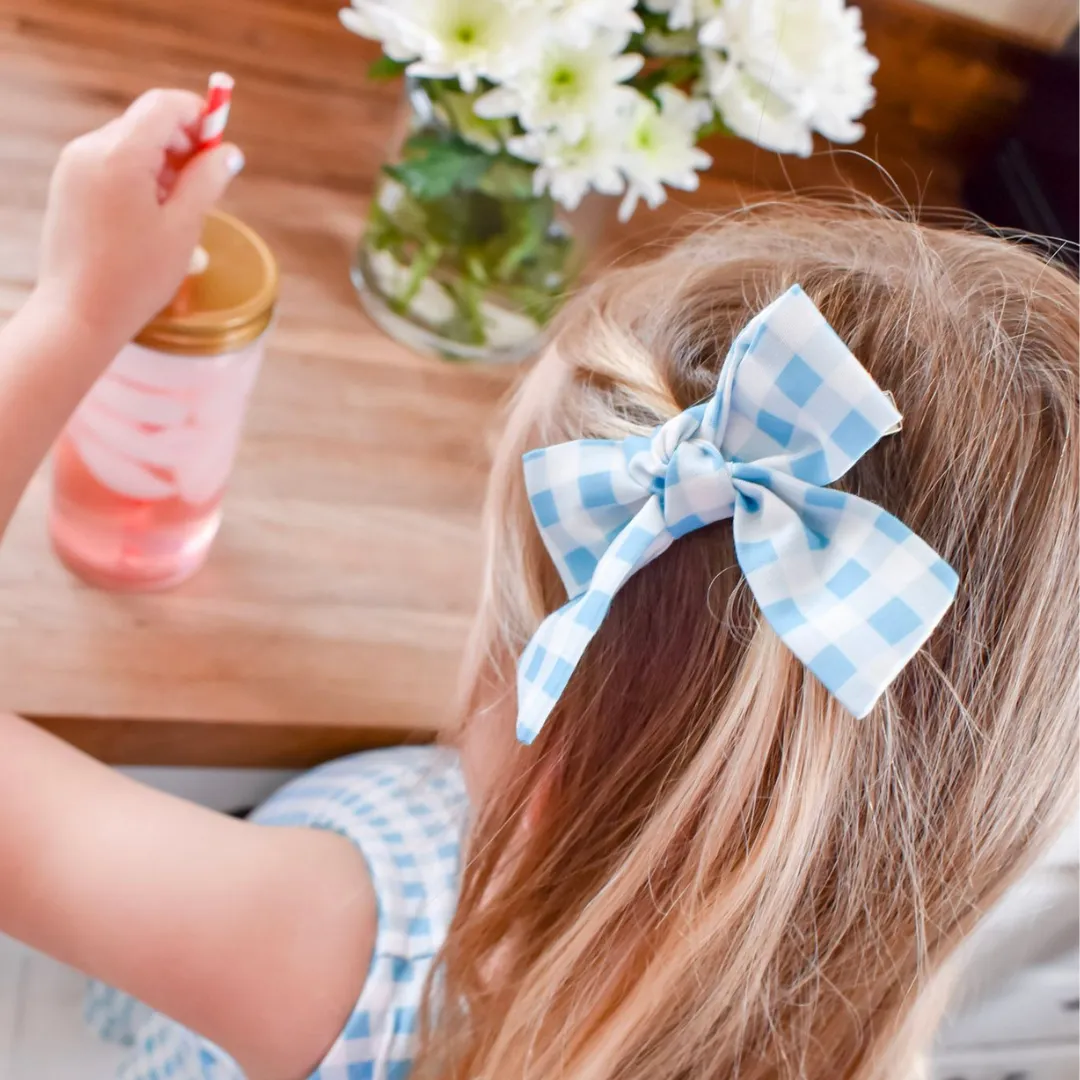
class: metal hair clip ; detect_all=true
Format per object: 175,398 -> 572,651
882,391 -> 903,435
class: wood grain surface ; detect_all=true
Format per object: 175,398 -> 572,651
0,0 -> 1045,765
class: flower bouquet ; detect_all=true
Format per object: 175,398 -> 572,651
341,0 -> 878,361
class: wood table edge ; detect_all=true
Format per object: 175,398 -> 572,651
23,713 -> 439,768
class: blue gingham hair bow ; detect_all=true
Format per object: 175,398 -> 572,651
516,285 -> 958,744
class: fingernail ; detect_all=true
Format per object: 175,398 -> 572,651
226,147 -> 245,176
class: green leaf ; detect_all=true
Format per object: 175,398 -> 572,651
385,132 -> 494,202
476,157 -> 537,201
417,190 -> 475,249
633,54 -> 703,96
434,89 -> 514,153
367,56 -> 409,81
491,196 -> 555,281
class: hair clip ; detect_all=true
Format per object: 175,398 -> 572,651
882,391 -> 903,435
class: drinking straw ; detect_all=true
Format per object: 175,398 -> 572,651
197,71 -> 234,150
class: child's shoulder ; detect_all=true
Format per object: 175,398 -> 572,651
248,744 -> 469,1073
252,741 -> 469,938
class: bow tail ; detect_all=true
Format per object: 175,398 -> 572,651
732,475 -> 958,717
516,499 -> 673,743
524,439 -> 651,601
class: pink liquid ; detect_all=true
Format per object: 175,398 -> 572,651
50,339 -> 264,591
50,436 -> 224,590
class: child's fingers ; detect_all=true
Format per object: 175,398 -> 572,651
168,142 -> 244,220
118,89 -> 205,156
166,127 -> 195,157
157,163 -> 179,205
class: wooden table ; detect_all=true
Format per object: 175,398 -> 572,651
0,0 -> 1038,766
0,1 -> 524,765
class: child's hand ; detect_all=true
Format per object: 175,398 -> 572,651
35,88 -> 244,352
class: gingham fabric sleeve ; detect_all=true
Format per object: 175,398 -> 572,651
85,746 -> 469,1080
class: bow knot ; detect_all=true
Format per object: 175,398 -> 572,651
517,286 -> 958,744
647,408 -> 704,470
625,408 -> 736,533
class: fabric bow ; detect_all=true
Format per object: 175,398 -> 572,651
516,285 -> 958,744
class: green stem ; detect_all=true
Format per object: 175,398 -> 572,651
447,274 -> 486,344
465,253 -> 490,287
398,240 -> 442,310
494,234 -> 538,282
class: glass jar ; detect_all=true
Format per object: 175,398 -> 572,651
352,80 -> 582,364
49,211 -> 278,591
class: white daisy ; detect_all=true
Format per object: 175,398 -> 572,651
508,122 -> 627,210
358,0 -> 534,93
642,0 -> 724,32
700,0 -> 877,152
547,0 -> 644,47
338,1 -> 423,61
617,86 -> 712,221
702,51 -> 812,155
475,30 -> 642,142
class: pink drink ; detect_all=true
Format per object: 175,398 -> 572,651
50,338 -> 264,590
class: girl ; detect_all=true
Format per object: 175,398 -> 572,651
0,90 -> 1076,1080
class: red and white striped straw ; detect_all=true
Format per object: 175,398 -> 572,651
197,71 -> 234,150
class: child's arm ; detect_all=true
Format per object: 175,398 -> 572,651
0,292 -> 114,534
0,712 -> 374,1080
0,93 -> 375,1080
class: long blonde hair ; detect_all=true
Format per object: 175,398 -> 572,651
418,202 -> 1080,1080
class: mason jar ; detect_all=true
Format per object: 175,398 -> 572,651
50,211 -> 278,591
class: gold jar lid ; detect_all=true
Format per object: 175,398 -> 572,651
136,210 -> 279,356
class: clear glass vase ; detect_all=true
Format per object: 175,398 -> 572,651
352,81 -> 582,363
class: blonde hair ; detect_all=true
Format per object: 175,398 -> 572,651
418,202 -> 1080,1080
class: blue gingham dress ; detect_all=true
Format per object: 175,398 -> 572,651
85,746 -> 469,1080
